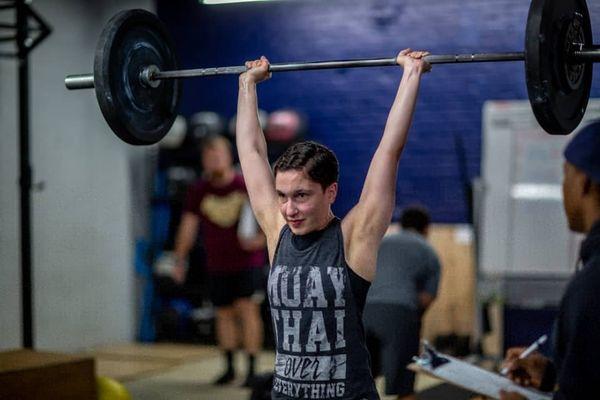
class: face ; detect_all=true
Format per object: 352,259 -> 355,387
275,169 -> 337,235
201,140 -> 232,179
562,161 -> 585,233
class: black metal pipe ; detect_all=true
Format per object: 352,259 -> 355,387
17,0 -> 33,350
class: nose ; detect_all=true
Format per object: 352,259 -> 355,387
283,199 -> 298,218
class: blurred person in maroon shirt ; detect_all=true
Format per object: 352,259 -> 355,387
173,134 -> 266,386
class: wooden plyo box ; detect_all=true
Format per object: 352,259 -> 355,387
0,349 -> 96,400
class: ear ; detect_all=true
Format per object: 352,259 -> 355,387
592,181 -> 600,202
570,165 -> 588,197
325,182 -> 338,204
583,175 -> 592,195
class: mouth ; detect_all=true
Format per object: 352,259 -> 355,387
288,219 -> 304,229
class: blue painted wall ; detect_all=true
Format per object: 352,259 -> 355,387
157,0 -> 600,222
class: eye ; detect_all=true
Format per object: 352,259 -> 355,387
296,192 -> 310,200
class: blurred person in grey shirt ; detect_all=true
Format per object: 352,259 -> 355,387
364,206 -> 441,400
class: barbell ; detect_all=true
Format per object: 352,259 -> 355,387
65,0 -> 597,145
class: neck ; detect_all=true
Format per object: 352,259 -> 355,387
581,191 -> 600,233
316,211 -> 335,231
583,210 -> 600,233
208,168 -> 234,187
405,227 -> 425,237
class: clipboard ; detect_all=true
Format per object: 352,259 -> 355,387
409,342 -> 552,400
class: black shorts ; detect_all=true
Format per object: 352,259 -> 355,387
363,303 -> 421,396
208,268 -> 264,307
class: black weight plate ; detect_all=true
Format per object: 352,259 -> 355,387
525,0 -> 593,135
94,9 -> 179,145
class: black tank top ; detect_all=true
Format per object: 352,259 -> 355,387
268,218 -> 379,400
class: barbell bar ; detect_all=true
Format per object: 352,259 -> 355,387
66,52 -> 532,90
64,0 -> 596,145
67,48 -> 600,91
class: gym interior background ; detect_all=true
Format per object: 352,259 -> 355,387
1,0 -> 599,398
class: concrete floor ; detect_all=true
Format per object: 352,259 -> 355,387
87,343 -> 443,400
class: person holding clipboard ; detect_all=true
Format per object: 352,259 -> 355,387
500,121 -> 600,399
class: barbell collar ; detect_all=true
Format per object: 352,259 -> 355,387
140,64 -> 161,88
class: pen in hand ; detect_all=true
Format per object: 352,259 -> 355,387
500,334 -> 548,376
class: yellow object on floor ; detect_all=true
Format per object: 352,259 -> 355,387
97,376 -> 132,400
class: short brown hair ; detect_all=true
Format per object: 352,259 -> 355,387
274,141 -> 339,190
